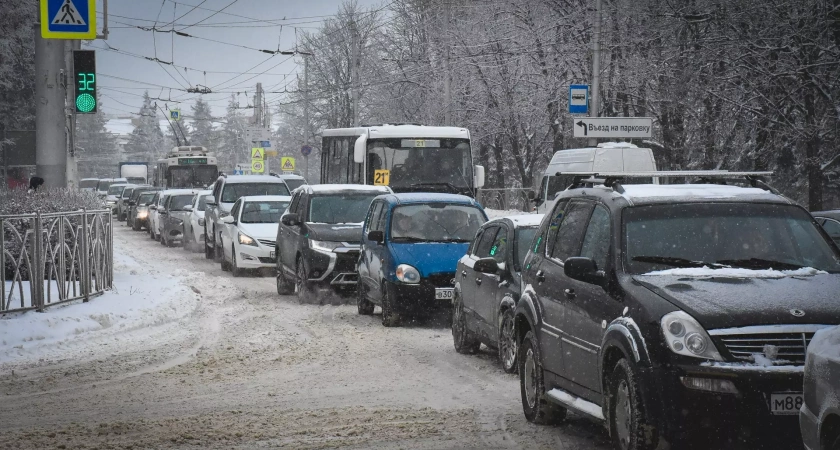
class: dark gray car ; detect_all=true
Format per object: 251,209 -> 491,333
800,325 -> 840,450
160,192 -> 197,247
812,210 -> 840,247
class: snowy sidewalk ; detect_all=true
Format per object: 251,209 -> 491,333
0,243 -> 201,364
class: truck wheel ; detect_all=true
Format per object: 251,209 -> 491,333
381,284 -> 401,327
498,308 -> 518,373
357,284 -> 375,315
204,226 -> 214,259
520,330 -> 567,425
608,359 -> 657,450
452,293 -> 480,353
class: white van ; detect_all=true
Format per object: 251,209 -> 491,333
534,143 -> 657,213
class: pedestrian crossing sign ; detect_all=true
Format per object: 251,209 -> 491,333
41,0 -> 97,39
251,148 -> 265,160
281,157 -> 296,172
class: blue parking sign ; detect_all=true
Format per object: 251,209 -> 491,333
41,0 -> 96,39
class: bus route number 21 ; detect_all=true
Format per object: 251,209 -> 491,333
374,169 -> 390,186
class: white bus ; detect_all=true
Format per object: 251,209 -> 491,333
321,124 -> 484,197
154,146 -> 219,189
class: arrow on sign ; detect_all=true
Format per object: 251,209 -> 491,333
576,121 -> 588,136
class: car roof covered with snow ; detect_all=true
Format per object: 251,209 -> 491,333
558,183 -> 791,207
488,213 -> 544,229
380,192 -> 484,208
161,189 -> 199,197
239,195 -> 292,202
297,184 -> 393,195
220,175 -> 288,184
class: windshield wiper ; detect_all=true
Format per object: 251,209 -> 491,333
391,236 -> 432,243
436,238 -> 471,243
716,258 -> 804,271
409,182 -> 461,193
632,256 -> 726,269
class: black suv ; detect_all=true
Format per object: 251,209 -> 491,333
275,185 -> 392,303
515,173 -> 840,449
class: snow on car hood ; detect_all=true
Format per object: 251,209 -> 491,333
641,267 -> 827,278
238,223 -> 279,240
633,272 -> 840,330
389,242 -> 470,277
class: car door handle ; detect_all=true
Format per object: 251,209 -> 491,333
461,270 -> 467,278
564,289 -> 576,298
536,270 -> 546,283
475,277 -> 482,285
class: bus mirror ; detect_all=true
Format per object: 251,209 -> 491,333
354,135 -> 367,164
474,165 -> 485,189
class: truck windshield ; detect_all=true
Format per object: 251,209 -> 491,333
80,179 -> 98,189
623,203 -> 840,274
309,194 -> 379,224
367,138 -> 473,192
390,204 -> 486,243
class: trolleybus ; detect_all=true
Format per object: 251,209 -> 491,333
154,146 -> 219,189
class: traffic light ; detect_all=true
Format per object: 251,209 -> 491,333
73,50 -> 97,114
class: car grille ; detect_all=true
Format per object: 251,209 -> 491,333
334,252 -> 359,272
716,332 -> 815,365
426,273 -> 456,288
258,239 -> 276,248
258,257 -> 276,264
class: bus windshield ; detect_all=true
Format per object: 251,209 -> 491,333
367,138 -> 473,192
168,166 -> 219,188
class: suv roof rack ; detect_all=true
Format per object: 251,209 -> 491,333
563,170 -> 776,194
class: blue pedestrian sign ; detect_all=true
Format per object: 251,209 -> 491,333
41,0 -> 97,39
301,145 -> 312,157
170,110 -> 181,121
260,141 -> 271,148
569,84 -> 589,114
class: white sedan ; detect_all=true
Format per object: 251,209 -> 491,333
183,190 -> 212,252
219,195 -> 291,277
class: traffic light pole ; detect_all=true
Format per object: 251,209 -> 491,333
34,23 -> 67,188
65,40 -> 80,188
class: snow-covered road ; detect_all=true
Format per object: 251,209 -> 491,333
0,224 -> 610,449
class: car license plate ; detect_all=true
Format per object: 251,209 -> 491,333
270,251 -> 275,259
435,288 -> 454,300
769,393 -> 803,415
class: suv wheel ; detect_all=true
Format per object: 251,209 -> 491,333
231,245 -> 244,277
452,293 -> 479,353
381,284 -> 401,327
608,359 -> 656,450
357,283 -> 375,315
220,243 -> 231,272
276,255 -> 294,295
295,258 -> 313,304
498,308 -> 517,373
132,217 -> 141,231
520,330 -> 567,425
204,226 -> 214,259
149,226 -> 156,240
213,231 -> 223,262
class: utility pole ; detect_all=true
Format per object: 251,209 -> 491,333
64,40 -> 80,188
588,0 -> 602,147
350,18 -> 360,128
253,82 -> 268,172
443,0 -> 452,126
303,55 -> 310,180
34,23 -> 67,188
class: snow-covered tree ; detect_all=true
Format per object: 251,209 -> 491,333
0,2 -> 36,132
189,97 -> 216,149
124,92 -> 167,162
75,94 -> 118,177
217,95 -> 248,171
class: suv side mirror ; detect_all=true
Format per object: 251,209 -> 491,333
183,205 -> 193,212
527,190 -> 536,201
206,200 -> 218,207
221,216 -> 235,224
281,213 -> 300,227
128,201 -> 136,206
150,205 -> 158,210
564,257 -> 605,285
159,209 -> 168,216
367,230 -> 385,244
474,257 -> 499,274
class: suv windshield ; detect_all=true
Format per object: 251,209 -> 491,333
241,201 -> 290,224
624,203 -> 840,274
121,188 -> 135,199
309,194 -> 378,224
168,195 -> 194,211
222,183 -> 290,203
391,204 -> 485,243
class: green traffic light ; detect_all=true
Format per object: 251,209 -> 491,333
76,93 -> 96,113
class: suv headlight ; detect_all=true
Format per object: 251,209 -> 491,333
238,232 -> 256,246
395,264 -> 421,284
310,240 -> 341,253
661,311 -> 723,361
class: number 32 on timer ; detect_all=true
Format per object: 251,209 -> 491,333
78,73 -> 95,91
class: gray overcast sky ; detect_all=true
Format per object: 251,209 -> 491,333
84,0 -> 383,119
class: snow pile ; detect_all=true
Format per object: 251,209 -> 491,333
485,208 -> 531,219
641,267 -> 827,278
0,249 -> 200,363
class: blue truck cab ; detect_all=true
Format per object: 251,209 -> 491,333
356,193 -> 488,327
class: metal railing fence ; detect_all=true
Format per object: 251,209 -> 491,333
1,209 -> 113,313
476,188 -> 533,212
